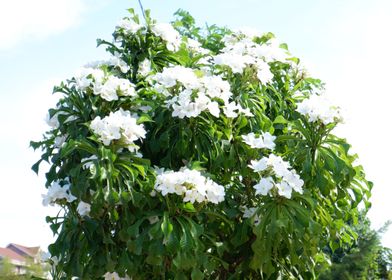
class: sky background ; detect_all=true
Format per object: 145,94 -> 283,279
0,0 -> 391,250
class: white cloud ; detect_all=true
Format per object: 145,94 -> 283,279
0,0 -> 100,50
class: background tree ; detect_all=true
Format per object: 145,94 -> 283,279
319,213 -> 392,280
0,257 -> 47,279
0,257 -> 18,279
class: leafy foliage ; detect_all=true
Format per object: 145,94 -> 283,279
31,9 -> 372,279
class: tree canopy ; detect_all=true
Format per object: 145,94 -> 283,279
32,9 -> 372,279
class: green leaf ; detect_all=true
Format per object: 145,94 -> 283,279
191,268 -> 204,280
137,114 -> 153,124
180,202 -> 196,213
131,163 -> 146,177
31,159 -> 43,174
161,212 -> 173,242
231,222 -> 249,247
273,115 -> 287,124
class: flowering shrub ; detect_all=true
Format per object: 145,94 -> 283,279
31,9 -> 372,279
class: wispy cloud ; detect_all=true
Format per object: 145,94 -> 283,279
0,0 -> 107,50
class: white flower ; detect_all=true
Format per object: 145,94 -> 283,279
90,109 -> 146,151
94,75 -> 136,101
45,113 -> 59,129
234,27 -> 263,39
54,135 -> 67,148
195,92 -> 220,117
74,68 -> 104,91
242,207 -> 257,218
150,66 -> 254,119
151,65 -> 253,119
108,54 -> 130,73
267,154 -> 291,177
237,106 -> 254,117
213,53 -> 254,73
116,18 -> 142,34
42,180 -> 76,206
199,75 -> 232,103
75,68 -> 136,101
242,132 -> 276,150
207,101 -> 220,117
242,132 -> 258,147
256,60 -> 274,85
251,39 -> 289,63
85,54 -> 130,74
186,38 -> 209,54
283,171 -> 304,194
263,132 -> 276,150
151,23 -> 182,52
296,95 -> 341,125
242,206 -> 261,225
205,179 -> 225,204
249,154 -> 304,198
154,168 -> 225,204
93,80 -> 118,101
223,101 -> 239,118
277,181 -> 293,199
171,90 -> 198,118
139,59 -> 152,76
222,34 -> 239,46
104,272 -> 131,280
151,66 -> 199,89
77,201 -> 91,216
254,177 -> 274,195
249,158 -> 268,172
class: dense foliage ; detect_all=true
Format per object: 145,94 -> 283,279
31,9 -> 372,279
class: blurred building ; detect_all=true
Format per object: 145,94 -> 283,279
0,243 -> 41,275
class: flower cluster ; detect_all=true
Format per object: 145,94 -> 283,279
90,109 -> 146,151
74,68 -> 136,101
42,180 -> 76,206
213,31 -> 290,84
242,131 -> 276,150
115,17 -> 182,53
296,94 -> 341,125
151,23 -> 182,52
150,65 -> 252,118
154,168 -> 225,204
186,38 -> 209,55
116,18 -> 142,34
249,154 -> 304,199
85,53 -> 130,73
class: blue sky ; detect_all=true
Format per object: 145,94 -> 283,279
1,0 -> 391,250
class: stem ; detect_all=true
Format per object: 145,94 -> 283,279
165,196 -> 173,215
137,0 -> 147,22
